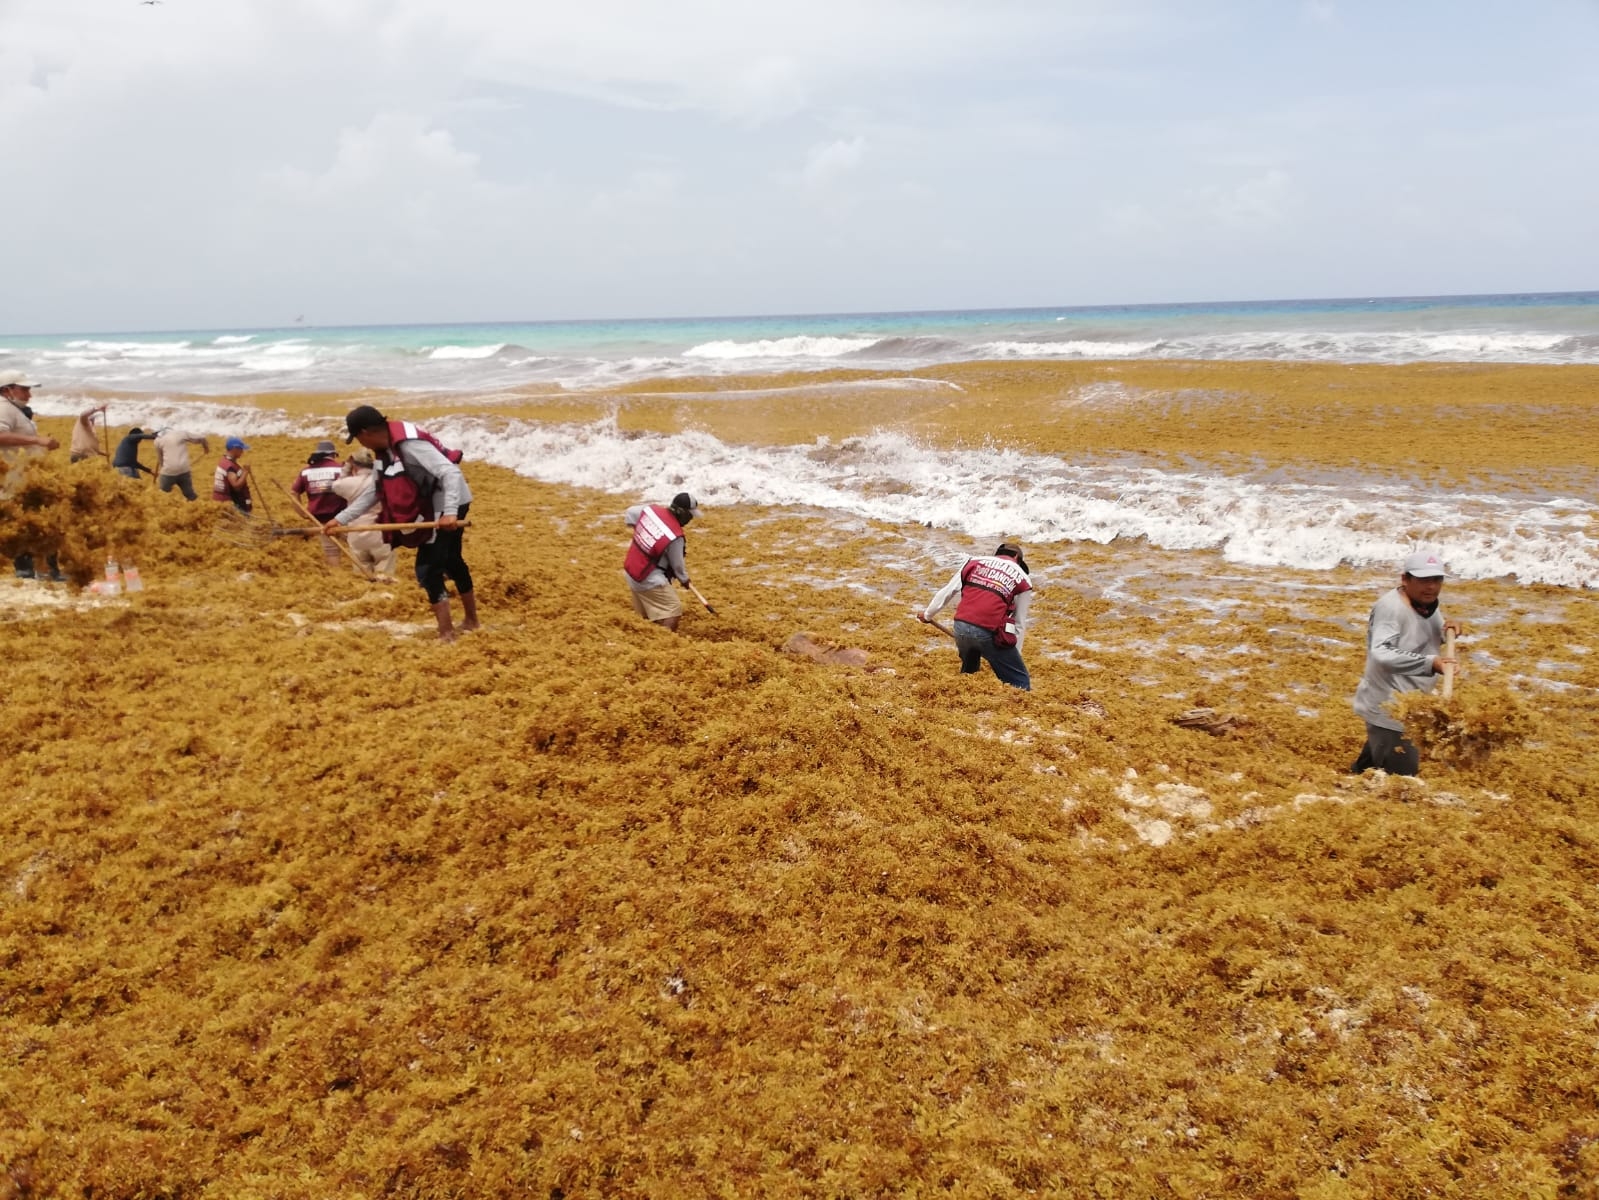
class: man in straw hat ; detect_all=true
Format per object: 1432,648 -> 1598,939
1350,550 -> 1461,776
918,541 -> 1035,690
330,449 -> 396,580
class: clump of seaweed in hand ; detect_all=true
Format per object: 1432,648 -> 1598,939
1391,689 -> 1539,767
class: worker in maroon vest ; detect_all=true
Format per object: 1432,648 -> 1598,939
291,440 -> 346,566
918,542 -> 1035,690
622,492 -> 698,632
326,405 -> 477,642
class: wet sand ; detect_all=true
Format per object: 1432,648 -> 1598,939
3,362 -> 1597,1197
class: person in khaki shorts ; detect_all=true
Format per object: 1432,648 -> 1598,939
330,450 -> 397,579
622,492 -> 699,632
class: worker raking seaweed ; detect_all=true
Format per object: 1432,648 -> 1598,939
326,405 -> 478,642
291,439 -> 347,567
919,541 -> 1035,690
622,492 -> 700,632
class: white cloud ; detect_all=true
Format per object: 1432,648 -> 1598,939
0,0 -> 1594,329
1197,168 -> 1297,229
801,137 -> 867,191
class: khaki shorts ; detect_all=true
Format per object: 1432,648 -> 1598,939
628,581 -> 683,622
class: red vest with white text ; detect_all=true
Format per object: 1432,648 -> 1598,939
954,556 -> 1032,631
212,456 -> 249,504
624,504 -> 684,582
375,421 -> 463,547
296,461 -> 346,519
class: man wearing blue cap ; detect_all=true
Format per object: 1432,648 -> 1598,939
212,437 -> 253,513
1350,550 -> 1461,775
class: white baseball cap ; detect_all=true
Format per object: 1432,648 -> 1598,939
0,369 -> 39,388
1401,551 -> 1447,578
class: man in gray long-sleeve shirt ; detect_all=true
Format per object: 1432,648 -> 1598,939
327,405 -> 478,642
1350,550 -> 1460,775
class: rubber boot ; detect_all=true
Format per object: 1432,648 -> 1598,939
431,598 -> 457,642
459,590 -> 480,633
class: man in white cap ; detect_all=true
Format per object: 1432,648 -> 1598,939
1350,550 -> 1460,776
0,370 -> 65,580
0,370 -> 57,456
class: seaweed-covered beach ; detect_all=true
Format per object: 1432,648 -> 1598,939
3,361 -> 1597,1197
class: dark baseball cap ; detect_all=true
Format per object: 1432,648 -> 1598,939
671,492 -> 700,518
344,405 -> 387,442
996,541 -> 1030,574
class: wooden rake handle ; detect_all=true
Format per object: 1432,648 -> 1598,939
916,614 -> 957,640
1442,627 -> 1456,701
273,479 -> 374,580
326,520 -> 474,534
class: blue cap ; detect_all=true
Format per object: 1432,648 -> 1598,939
225,436 -> 249,452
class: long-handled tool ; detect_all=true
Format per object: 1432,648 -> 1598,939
324,520 -> 473,535
246,468 -> 280,524
687,581 -> 716,615
100,408 -> 111,460
1442,627 -> 1456,701
915,613 -> 956,640
273,480 -> 374,580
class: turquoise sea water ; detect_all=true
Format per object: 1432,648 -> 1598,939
2,291 -> 1596,397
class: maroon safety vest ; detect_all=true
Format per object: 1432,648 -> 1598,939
212,455 -> 249,503
295,461 -> 346,519
954,555 -> 1032,632
624,504 -> 684,582
374,421 -> 463,547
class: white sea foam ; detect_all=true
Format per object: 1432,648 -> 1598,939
978,339 -> 1164,358
683,336 -> 883,359
212,335 -> 256,345
29,395 -> 320,440
427,416 -> 1599,588
427,344 -> 506,360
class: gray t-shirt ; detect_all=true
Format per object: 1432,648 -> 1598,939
1351,587 -> 1444,731
154,428 -> 203,476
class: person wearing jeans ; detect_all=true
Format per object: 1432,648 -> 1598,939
918,541 -> 1035,691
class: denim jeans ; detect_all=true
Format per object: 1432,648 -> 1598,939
953,619 -> 1031,691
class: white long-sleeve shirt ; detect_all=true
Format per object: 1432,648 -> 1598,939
923,567 -> 1034,648
1352,587 -> 1445,731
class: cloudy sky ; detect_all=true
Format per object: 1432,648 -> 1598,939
2,0 -> 1595,332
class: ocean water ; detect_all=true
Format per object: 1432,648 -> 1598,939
11,292 -> 1598,588
4,291 -> 1598,397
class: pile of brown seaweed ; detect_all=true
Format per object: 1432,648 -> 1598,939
2,381 -> 1597,1198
